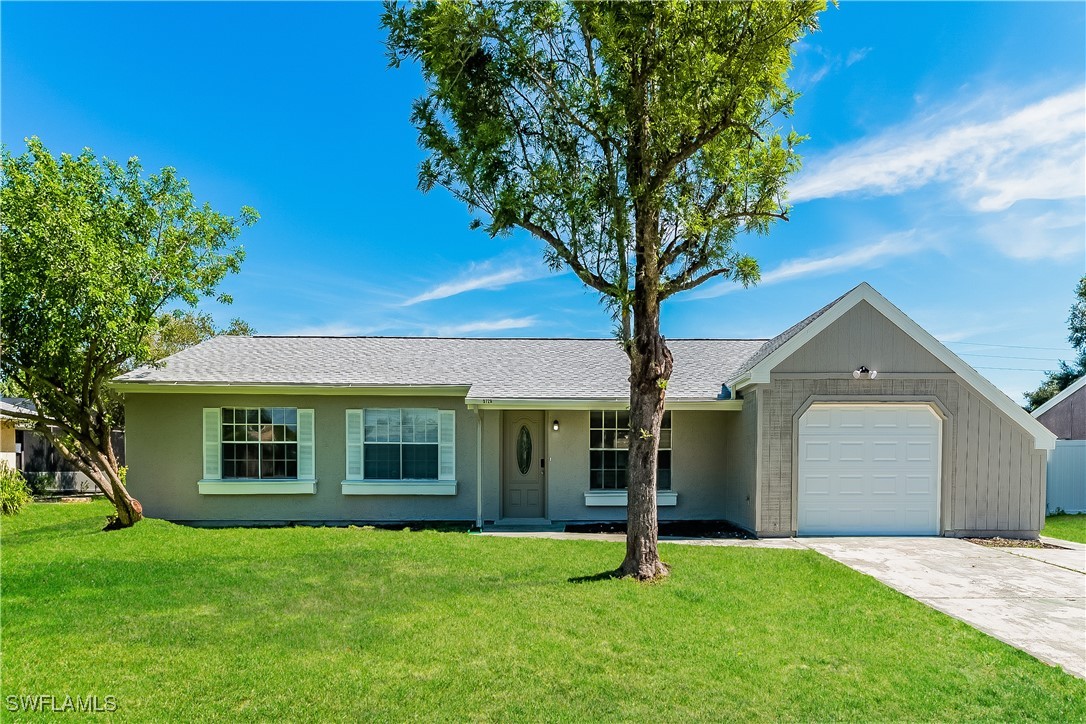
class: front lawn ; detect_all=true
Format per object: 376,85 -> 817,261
3,502 -> 1084,721
1045,512 -> 1086,544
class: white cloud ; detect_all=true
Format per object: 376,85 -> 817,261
690,232 -> 928,300
791,86 -> 1086,211
434,316 -> 537,335
976,203 -> 1086,261
845,47 -> 872,67
401,262 -> 548,306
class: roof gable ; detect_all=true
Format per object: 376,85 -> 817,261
728,283 -> 1057,451
1030,374 -> 1086,418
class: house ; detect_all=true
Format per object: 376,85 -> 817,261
1032,375 -> 1086,441
114,283 -> 1056,537
0,397 -> 123,493
1032,377 -> 1086,513
0,398 -> 33,468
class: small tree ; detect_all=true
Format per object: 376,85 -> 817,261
1,137 -> 257,527
1025,275 -> 1086,410
384,1 -> 824,578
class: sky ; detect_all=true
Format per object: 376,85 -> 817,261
2,1 -> 1084,402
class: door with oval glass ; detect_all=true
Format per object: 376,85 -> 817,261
502,411 -> 544,518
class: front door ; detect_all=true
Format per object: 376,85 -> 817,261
503,412 -> 545,519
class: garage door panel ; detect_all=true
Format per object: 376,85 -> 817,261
872,441 -> 899,462
803,441 -> 832,462
838,441 -> 865,462
798,404 -> 940,536
906,441 -> 935,462
837,473 -> 866,496
803,473 -> 831,495
871,473 -> 898,495
905,473 -> 935,495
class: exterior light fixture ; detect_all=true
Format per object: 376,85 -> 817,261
552,419 -> 560,432
852,366 -> 877,380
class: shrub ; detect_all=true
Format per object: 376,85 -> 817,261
0,462 -> 32,515
23,471 -> 52,496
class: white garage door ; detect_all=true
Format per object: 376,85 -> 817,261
798,404 -> 941,536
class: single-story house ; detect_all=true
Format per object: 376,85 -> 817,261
1032,376 -> 1086,514
114,283 -> 1056,537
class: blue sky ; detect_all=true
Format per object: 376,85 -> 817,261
3,2 -> 1084,401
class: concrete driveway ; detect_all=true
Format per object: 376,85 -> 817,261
802,537 -> 1086,679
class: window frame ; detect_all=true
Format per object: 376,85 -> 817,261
343,408 -> 456,490
361,407 -> 441,481
589,410 -> 672,491
198,407 -> 315,495
219,406 -> 300,481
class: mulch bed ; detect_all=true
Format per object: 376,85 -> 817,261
964,537 -> 1066,550
564,520 -> 755,539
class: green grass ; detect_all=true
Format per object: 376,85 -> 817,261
1045,512 -> 1086,544
3,502 -> 1084,721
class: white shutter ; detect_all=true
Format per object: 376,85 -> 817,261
202,408 -> 221,480
438,409 -> 455,481
345,409 -> 363,480
297,409 -> 315,480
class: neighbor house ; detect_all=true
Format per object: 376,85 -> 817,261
115,283 -> 1056,537
0,397 -> 124,493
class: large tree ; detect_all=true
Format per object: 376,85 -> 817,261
1025,275 -> 1086,411
1,137 -> 257,528
384,1 -> 824,578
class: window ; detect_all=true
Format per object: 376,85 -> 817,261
345,408 -> 455,482
589,410 -> 671,490
221,407 -> 299,479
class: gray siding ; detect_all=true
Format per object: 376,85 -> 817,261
755,298 -> 1046,537
757,378 -> 1045,536
127,394 -> 736,524
773,301 -> 952,375
717,394 -> 758,531
1036,384 -> 1086,440
126,393 -> 480,523
545,409 -> 731,522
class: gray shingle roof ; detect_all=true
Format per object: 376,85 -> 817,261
115,337 -> 768,401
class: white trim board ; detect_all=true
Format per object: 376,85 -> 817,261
726,282 -> 1057,451
341,480 -> 457,496
1031,375 -> 1086,418
198,479 -> 317,495
584,491 -> 678,507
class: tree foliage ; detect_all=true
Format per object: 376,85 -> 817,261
145,310 -> 256,362
384,1 -> 824,578
0,137 -> 257,527
1025,275 -> 1086,411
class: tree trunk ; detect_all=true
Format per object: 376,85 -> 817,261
620,253 -> 673,581
98,469 -> 143,529
44,424 -> 144,529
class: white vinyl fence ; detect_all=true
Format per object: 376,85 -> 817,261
1047,440 -> 1086,514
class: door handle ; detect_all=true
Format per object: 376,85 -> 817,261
540,458 -> 545,470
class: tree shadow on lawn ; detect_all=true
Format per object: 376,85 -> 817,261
567,569 -> 629,584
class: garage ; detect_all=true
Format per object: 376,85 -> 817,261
798,403 -> 941,535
